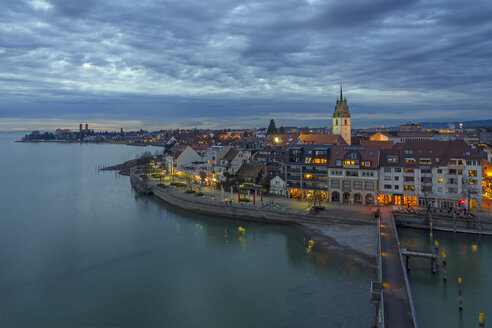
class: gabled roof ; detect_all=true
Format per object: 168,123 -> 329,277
221,148 -> 240,162
299,134 -> 346,145
369,132 -> 390,141
236,163 -> 263,178
189,143 -> 210,152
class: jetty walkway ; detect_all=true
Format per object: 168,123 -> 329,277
380,208 -> 418,328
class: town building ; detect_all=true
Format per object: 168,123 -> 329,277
284,144 -> 379,204
400,123 -> 422,132
215,148 -> 249,182
378,140 -> 482,210
327,145 -> 379,205
270,174 -> 287,196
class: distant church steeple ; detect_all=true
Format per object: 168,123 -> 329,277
331,84 -> 351,145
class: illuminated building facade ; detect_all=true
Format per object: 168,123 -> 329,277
285,145 -> 378,205
379,140 -> 482,210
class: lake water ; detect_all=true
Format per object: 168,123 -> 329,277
0,132 -> 375,328
398,227 -> 492,328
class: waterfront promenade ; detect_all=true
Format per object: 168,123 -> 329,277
146,178 -> 377,226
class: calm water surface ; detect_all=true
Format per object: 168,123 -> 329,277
0,132 -> 375,328
399,228 -> 492,328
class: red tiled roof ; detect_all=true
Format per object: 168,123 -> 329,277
381,140 -> 480,167
299,134 -> 346,145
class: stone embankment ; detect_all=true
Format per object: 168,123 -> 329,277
394,213 -> 492,235
151,186 -> 375,226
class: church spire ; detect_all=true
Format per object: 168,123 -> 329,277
340,83 -> 343,101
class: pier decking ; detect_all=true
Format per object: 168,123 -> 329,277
380,209 -> 418,328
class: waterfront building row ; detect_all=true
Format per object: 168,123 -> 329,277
284,140 -> 483,210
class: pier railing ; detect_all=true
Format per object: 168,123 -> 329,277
392,214 -> 419,328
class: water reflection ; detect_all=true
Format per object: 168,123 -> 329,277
0,138 -> 376,328
399,228 -> 492,328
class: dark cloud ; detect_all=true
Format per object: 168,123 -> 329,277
0,0 -> 491,130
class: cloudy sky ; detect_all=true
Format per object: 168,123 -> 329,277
1,0 -> 491,131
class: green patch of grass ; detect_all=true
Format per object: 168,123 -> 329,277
157,184 -> 168,188
196,192 -> 204,196
185,189 -> 196,193
239,197 -> 250,202
315,205 -> 325,211
170,182 -> 186,187
140,175 -> 148,180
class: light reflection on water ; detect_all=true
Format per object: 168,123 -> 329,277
0,134 -> 375,327
399,228 -> 492,328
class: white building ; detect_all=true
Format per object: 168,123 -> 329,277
379,140 -> 482,210
270,175 -> 287,196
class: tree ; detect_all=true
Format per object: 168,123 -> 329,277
222,172 -> 237,190
266,119 -> 277,136
278,126 -> 285,134
262,175 -> 272,194
186,175 -> 194,191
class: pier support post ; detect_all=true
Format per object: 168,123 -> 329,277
442,252 -> 447,281
253,192 -> 255,205
429,221 -> 434,251
479,312 -> 485,328
434,241 -> 440,270
453,212 -> 457,232
406,255 -> 410,271
458,277 -> 463,310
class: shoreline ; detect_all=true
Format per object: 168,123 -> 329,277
297,223 -> 377,269
148,185 -> 377,268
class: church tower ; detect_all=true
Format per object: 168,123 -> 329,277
332,85 -> 351,145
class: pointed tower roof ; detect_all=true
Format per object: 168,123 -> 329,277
333,85 -> 350,118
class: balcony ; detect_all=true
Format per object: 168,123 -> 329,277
302,168 -> 328,174
286,182 -> 301,188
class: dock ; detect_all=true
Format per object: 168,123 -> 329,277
378,209 -> 419,328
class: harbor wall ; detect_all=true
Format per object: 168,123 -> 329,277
151,187 -> 375,226
394,214 -> 492,235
